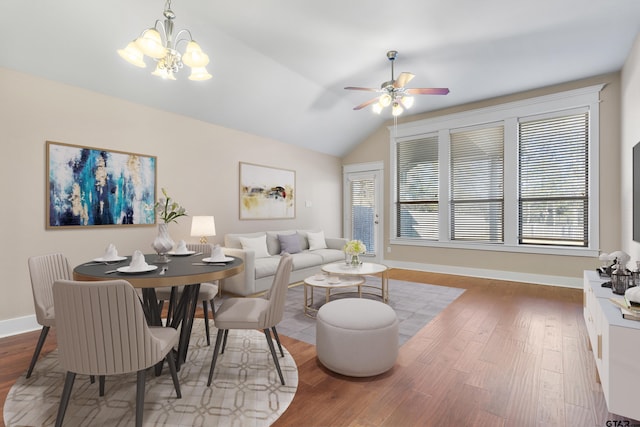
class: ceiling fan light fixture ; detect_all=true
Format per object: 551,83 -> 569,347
379,93 -> 392,107
345,50 -> 448,116
117,41 -> 147,68
392,102 -> 404,116
400,95 -> 414,109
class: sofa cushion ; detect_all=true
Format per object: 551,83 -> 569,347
312,248 -> 346,264
239,235 -> 270,258
278,233 -> 302,254
225,232 -> 265,249
254,257 -> 282,279
291,252 -> 324,270
307,230 -> 328,250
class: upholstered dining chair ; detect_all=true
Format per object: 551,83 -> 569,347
155,243 -> 219,345
207,253 -> 293,386
52,279 -> 181,427
26,253 -> 72,378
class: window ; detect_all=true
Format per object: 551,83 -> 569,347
450,125 -> 504,242
518,111 -> 589,247
390,84 -> 602,256
396,135 -> 439,239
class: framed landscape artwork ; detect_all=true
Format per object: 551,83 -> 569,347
239,162 -> 295,219
46,141 -> 157,228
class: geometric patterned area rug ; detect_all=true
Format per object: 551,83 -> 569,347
3,321 -> 298,427
277,277 -> 465,346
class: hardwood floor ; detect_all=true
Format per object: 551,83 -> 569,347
0,270 -> 634,427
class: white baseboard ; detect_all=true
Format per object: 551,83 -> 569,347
0,314 -> 40,339
383,259 -> 583,289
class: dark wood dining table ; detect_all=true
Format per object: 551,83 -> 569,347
73,253 -> 244,370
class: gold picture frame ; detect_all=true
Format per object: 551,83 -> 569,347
46,141 -> 157,228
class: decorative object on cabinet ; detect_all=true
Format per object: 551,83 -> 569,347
46,141 -> 156,228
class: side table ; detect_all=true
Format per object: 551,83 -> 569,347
303,274 -> 365,317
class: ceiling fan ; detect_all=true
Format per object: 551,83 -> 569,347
345,50 -> 449,116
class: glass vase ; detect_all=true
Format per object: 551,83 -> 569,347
350,254 -> 361,267
152,223 -> 174,263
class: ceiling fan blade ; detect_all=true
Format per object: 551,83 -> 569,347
405,88 -> 450,95
345,86 -> 380,92
393,72 -> 415,88
353,97 -> 379,110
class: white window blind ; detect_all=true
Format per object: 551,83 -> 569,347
350,177 -> 375,255
450,125 -> 504,242
396,135 -> 439,239
518,111 -> 589,247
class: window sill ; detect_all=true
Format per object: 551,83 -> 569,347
389,238 -> 598,257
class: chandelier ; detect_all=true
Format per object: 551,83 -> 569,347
117,0 -> 212,81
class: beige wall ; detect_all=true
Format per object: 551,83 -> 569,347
344,73 -> 622,285
621,33 -> 640,261
0,68 -> 342,329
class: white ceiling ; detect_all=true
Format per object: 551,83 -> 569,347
2,0 -> 640,156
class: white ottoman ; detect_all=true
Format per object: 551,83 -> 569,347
316,298 -> 398,377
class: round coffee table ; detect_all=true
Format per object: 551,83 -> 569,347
303,275 -> 365,317
321,261 -> 389,302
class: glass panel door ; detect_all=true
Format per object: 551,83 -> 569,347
344,166 -> 382,262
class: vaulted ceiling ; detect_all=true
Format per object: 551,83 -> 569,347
2,0 -> 640,156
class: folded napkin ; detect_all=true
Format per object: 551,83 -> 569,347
210,244 -> 225,261
175,240 -> 188,254
129,250 -> 148,270
103,243 -> 118,260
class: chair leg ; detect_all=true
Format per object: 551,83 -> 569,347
221,329 -> 229,354
263,329 -> 285,385
271,326 -> 284,357
207,330 -> 225,386
135,369 -> 146,427
26,326 -> 50,378
90,375 -> 95,384
202,300 -> 210,346
55,371 -> 76,427
99,375 -> 106,396
165,351 -> 181,398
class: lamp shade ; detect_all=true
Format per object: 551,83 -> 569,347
191,216 -> 216,243
135,28 -> 166,59
117,41 -> 147,68
182,41 -> 210,67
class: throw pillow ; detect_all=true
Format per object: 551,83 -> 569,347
307,230 -> 327,251
239,235 -> 270,258
278,233 -> 302,254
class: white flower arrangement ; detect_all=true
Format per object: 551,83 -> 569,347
343,239 -> 366,255
155,188 -> 188,224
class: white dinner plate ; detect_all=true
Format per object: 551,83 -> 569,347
92,256 -> 127,262
202,256 -> 234,263
168,250 -> 196,256
117,265 -> 158,274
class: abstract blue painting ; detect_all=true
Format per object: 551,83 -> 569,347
47,141 -> 156,228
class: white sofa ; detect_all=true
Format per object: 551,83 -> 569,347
222,230 -> 347,296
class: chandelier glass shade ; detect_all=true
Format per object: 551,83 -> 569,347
117,0 -> 212,81
372,93 -> 414,116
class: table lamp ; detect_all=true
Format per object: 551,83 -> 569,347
191,215 -> 216,244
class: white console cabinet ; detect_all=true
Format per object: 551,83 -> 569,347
583,270 -> 640,420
